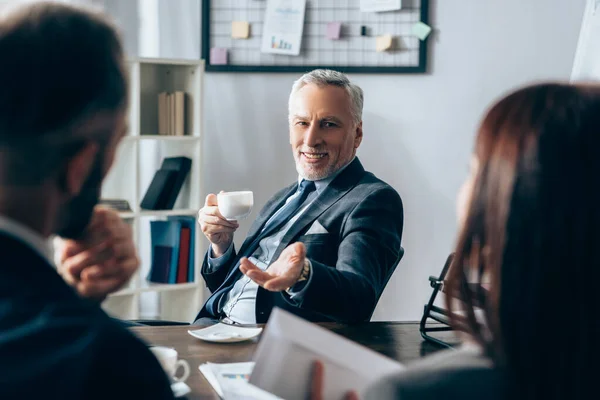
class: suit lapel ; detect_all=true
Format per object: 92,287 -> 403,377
272,158 -> 366,261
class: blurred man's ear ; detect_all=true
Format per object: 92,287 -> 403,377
61,142 -> 99,196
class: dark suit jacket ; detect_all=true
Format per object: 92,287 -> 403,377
0,232 -> 174,399
364,347 -> 505,399
197,158 -> 404,324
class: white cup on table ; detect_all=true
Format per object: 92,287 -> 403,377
149,346 -> 190,383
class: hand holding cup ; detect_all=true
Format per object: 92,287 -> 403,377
198,191 -> 253,257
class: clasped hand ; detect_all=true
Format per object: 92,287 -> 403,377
56,206 -> 139,301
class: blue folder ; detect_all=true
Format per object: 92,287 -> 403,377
149,220 -> 181,284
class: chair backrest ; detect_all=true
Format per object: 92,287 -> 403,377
373,246 -> 405,315
384,246 -> 404,289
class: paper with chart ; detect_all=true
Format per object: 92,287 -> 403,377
199,362 -> 281,399
260,0 -> 306,56
250,308 -> 404,400
360,0 -> 402,12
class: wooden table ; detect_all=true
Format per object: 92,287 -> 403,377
131,322 -> 458,400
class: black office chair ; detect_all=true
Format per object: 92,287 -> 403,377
419,253 -> 456,348
419,253 -> 490,348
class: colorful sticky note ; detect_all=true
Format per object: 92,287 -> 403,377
326,22 -> 342,40
412,22 -> 432,40
375,34 -> 393,52
210,47 -> 228,65
231,21 -> 250,39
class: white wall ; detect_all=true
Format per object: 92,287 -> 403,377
102,0 -> 586,321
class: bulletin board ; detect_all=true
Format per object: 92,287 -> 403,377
202,0 -> 430,74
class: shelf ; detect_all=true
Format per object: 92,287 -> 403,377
118,209 -> 198,218
140,281 -> 199,292
139,209 -> 198,217
109,287 -> 137,297
140,135 -> 200,141
100,57 -> 204,322
109,281 -> 200,297
133,57 -> 202,66
122,135 -> 200,141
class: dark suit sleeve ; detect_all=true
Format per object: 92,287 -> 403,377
0,305 -> 174,399
90,322 -> 175,399
286,186 -> 403,323
201,246 -> 237,292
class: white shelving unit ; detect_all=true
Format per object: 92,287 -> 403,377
100,58 -> 205,322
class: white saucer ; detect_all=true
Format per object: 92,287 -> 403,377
188,323 -> 263,343
171,381 -> 191,398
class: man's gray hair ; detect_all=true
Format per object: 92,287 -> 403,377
289,69 -> 364,125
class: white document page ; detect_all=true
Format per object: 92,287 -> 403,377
199,362 -> 281,400
250,308 -> 404,400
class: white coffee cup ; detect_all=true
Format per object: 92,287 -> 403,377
149,346 -> 190,383
217,191 -> 254,221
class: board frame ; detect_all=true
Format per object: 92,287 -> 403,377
201,0 -> 430,74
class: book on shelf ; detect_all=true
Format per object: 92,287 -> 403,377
158,92 -> 168,135
140,156 -> 192,210
168,215 -> 196,283
147,216 -> 196,284
99,198 -> 132,212
157,91 -> 186,136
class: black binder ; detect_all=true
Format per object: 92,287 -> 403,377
140,157 -> 192,210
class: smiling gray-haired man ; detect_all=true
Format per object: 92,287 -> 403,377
196,69 -> 404,324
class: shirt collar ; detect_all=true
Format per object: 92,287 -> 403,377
0,215 -> 54,265
298,156 -> 356,194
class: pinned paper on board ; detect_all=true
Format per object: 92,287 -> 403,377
326,22 -> 342,40
375,34 -> 393,52
231,21 -> 250,39
210,47 -> 228,65
360,0 -> 401,12
261,0 -> 307,56
412,21 -> 432,40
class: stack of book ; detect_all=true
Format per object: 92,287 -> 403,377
158,91 -> 186,136
147,216 -> 195,284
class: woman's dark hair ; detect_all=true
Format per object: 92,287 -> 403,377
447,83 -> 600,399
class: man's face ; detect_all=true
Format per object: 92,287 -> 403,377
289,84 -> 363,181
56,112 -> 126,239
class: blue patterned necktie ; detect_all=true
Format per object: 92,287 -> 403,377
249,179 -> 316,247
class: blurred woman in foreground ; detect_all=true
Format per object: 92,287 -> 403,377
314,82 -> 600,400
